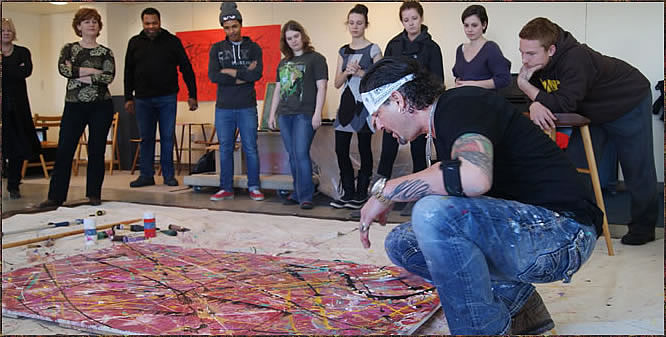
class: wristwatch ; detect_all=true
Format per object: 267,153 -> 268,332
371,177 -> 391,204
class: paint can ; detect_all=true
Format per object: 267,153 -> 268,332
143,212 -> 156,238
83,218 -> 97,246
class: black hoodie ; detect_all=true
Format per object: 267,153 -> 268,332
385,25 -> 444,85
530,25 -> 649,124
124,28 -> 197,101
208,36 -> 263,109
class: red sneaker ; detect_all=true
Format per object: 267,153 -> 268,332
249,189 -> 265,201
210,190 -> 234,201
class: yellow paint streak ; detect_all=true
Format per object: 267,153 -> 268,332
315,296 -> 333,330
287,290 -> 298,333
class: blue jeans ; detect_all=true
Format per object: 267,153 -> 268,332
215,107 -> 260,191
566,92 -> 658,235
384,195 -> 597,335
278,114 -> 315,203
135,94 -> 177,178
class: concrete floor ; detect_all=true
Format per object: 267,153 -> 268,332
1,172 -> 664,334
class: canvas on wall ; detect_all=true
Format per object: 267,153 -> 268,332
176,25 -> 281,102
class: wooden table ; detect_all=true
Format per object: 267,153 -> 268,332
177,122 -> 212,174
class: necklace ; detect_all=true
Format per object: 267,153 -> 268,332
425,96 -> 440,167
2,44 -> 14,56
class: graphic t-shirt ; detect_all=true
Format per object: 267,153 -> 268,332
275,51 -> 328,116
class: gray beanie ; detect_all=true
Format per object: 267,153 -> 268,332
220,2 -> 242,26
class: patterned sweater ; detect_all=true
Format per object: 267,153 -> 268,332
58,42 -> 115,103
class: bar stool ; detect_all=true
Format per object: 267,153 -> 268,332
548,113 -> 614,256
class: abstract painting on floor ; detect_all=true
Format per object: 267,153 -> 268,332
2,243 -> 440,335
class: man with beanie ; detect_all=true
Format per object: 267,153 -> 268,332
124,7 -> 198,188
208,2 -> 265,201
517,17 -> 658,245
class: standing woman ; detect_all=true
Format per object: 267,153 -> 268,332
452,5 -> 510,89
330,4 -> 382,210
1,18 -> 40,199
268,20 -> 328,210
377,0 -> 443,184
38,8 -> 115,208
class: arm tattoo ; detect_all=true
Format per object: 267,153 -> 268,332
451,133 -> 494,179
387,179 -> 432,202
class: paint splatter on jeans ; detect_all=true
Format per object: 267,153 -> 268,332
384,195 -> 597,335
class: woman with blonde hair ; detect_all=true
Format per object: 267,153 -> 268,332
38,8 -> 115,208
268,20 -> 328,210
2,18 -> 40,200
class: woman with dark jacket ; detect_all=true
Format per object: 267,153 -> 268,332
38,8 -> 115,208
376,0 -> 444,214
1,18 -> 40,200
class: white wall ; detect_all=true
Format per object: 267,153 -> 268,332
3,2 -> 663,180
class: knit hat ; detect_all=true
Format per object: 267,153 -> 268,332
220,2 -> 242,26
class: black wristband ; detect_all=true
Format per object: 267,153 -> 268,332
440,159 -> 465,197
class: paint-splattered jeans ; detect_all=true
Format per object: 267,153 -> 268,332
384,195 -> 597,335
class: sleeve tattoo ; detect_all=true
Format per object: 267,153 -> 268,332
388,179 -> 432,202
451,133 -> 494,179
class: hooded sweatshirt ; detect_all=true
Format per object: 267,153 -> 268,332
208,36 -> 263,109
124,28 -> 197,101
385,25 -> 444,85
530,25 -> 649,124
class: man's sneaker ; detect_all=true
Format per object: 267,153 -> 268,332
37,199 -> 63,209
249,189 -> 265,201
300,201 -> 313,209
621,230 -> 656,245
164,177 -> 179,186
130,175 -> 155,188
88,196 -> 102,206
283,193 -> 299,205
210,189 -> 234,201
510,291 -> 555,334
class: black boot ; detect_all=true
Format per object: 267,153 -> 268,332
330,171 -> 356,209
510,290 -> 555,334
352,171 -> 371,206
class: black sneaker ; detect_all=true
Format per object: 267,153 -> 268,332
130,175 -> 155,188
621,231 -> 656,245
329,198 -> 347,209
38,199 -> 63,209
343,200 -> 363,210
300,201 -> 313,210
8,190 -> 21,200
88,196 -> 101,206
164,177 -> 179,186
510,291 -> 555,334
282,193 -> 299,205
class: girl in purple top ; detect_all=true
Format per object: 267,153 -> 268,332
452,5 -> 510,89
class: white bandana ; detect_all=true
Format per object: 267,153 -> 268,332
361,74 -> 415,117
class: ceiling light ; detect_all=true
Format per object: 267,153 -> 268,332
50,2 -> 68,5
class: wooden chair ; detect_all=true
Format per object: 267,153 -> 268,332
547,113 -> 615,256
129,130 -> 180,175
74,112 -> 120,175
21,114 -> 61,178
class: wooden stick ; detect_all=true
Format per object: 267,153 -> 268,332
2,218 -> 142,249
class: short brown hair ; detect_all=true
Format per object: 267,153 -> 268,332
72,8 -> 102,37
519,17 -> 559,49
399,0 -> 423,21
280,20 -> 315,60
1,18 -> 17,41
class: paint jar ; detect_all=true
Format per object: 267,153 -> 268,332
143,212 -> 156,238
83,218 -> 97,246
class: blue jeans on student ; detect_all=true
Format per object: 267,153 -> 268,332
135,94 -> 177,179
384,195 -> 597,335
278,114 -> 315,203
566,92 -> 658,234
215,107 -> 261,191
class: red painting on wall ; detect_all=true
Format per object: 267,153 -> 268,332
176,25 -> 281,102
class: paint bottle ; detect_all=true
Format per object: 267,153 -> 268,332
143,212 -> 156,238
83,218 -> 97,246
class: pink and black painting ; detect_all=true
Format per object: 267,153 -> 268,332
2,243 -> 439,335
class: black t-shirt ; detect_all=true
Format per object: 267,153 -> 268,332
434,86 -> 603,236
